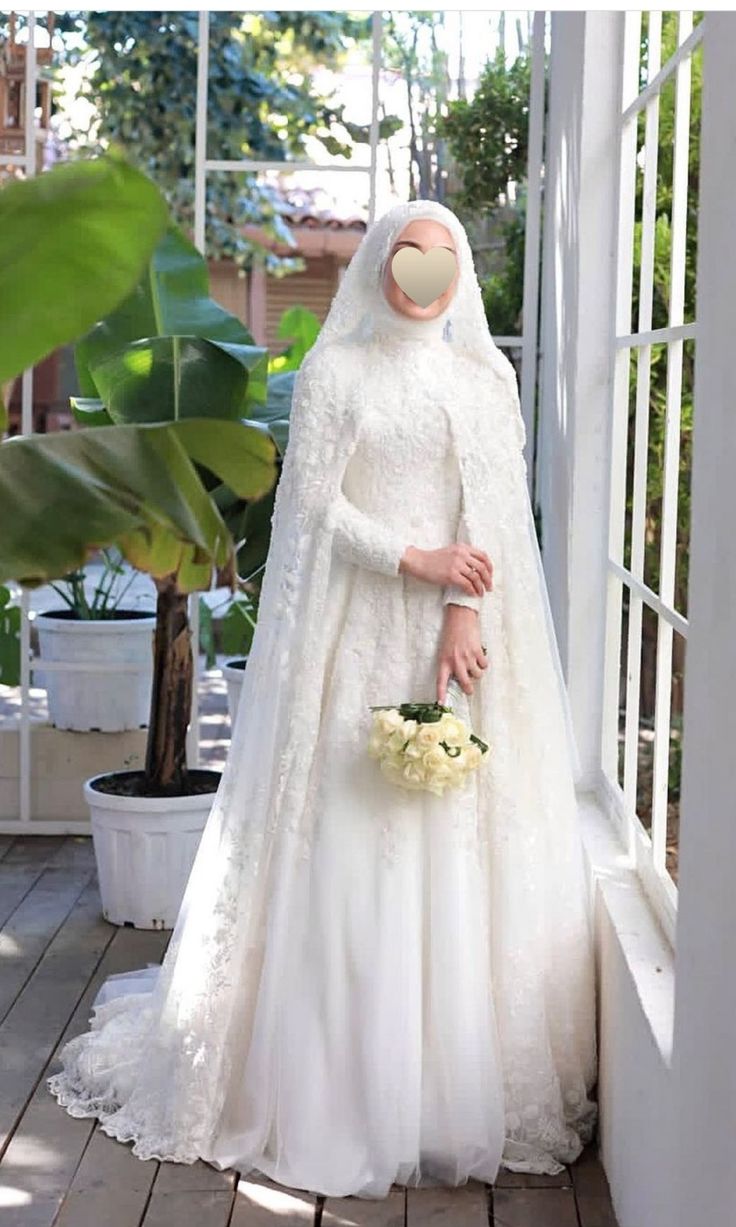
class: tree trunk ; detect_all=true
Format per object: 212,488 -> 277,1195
143,575 -> 192,795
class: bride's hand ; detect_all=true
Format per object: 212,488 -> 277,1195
436,605 -> 489,702
399,542 -> 493,597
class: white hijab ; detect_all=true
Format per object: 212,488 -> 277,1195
312,199 -> 521,395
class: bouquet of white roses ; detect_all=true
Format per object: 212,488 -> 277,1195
367,678 -> 490,796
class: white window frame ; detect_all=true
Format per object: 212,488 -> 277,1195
601,12 -> 702,945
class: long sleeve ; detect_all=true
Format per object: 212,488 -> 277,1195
442,506 -> 483,611
284,351 -> 408,577
328,488 -> 408,577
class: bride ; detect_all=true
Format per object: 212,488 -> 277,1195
47,199 -> 598,1199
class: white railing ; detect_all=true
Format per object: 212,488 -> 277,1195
602,12 -> 702,944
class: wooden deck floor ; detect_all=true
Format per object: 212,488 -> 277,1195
0,834 -> 619,1227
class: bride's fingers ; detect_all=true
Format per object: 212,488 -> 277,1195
460,565 -> 485,596
461,558 -> 491,593
468,549 -> 493,590
469,546 -> 493,574
453,570 -> 481,597
455,662 -> 474,694
436,659 -> 452,704
454,574 -> 479,597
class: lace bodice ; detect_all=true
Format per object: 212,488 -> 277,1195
326,349 -> 481,611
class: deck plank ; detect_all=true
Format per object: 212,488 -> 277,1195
495,1166 -> 572,1188
571,1144 -> 617,1227
153,1155 -> 236,1194
491,1187 -> 579,1227
0,878 -> 114,1151
575,1195 -> 619,1227
141,1189 -> 236,1227
569,1144 -> 611,1197
0,837 -> 94,930
229,1172 -> 319,1225
322,1185 -> 405,1225
405,1182 -> 488,1225
141,1142 -> 237,1226
0,833 -> 16,859
0,862 -> 96,1020
52,1124 -> 158,1227
0,922 -> 167,1227
2,836 -> 67,867
0,847 -> 63,929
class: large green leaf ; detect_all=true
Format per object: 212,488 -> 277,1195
89,336 -> 265,425
0,418 -> 277,592
0,153 -> 168,387
69,397 -> 113,427
271,305 -> 322,373
75,225 -> 269,410
248,369 -> 296,454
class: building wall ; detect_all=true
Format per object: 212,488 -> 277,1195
208,254 -> 343,354
265,255 -> 341,354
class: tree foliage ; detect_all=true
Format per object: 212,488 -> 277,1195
380,12 -> 454,202
437,43 -> 533,349
437,45 -> 531,212
52,10 -> 390,270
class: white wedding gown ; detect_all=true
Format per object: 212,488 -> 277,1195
48,262 -> 598,1196
205,390 -> 508,1194
46,385 -> 518,1196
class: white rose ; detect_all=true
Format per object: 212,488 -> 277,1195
374,708 -> 405,737
422,747 -> 454,786
386,727 -> 410,754
402,760 -> 426,786
414,721 -> 443,749
438,713 -> 470,747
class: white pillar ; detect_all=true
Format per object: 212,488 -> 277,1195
671,16 -> 736,1225
538,11 -> 623,789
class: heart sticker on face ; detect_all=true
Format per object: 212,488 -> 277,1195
390,246 -> 457,308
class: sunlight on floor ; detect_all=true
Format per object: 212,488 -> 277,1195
237,1177 -> 315,1218
0,1185 -> 32,1207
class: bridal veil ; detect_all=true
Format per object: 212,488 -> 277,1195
47,199 -> 598,1181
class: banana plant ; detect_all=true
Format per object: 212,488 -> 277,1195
0,169 -> 280,797
62,224 -> 279,795
0,149 -> 169,424
0,149 -> 169,693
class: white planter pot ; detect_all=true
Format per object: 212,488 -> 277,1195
84,769 -> 220,929
221,656 -> 249,726
35,609 -> 156,732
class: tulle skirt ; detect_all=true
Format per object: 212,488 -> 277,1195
47,562 -> 593,1196
47,568 -> 508,1196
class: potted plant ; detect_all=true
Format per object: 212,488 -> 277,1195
34,546 -> 157,732
0,162 -> 279,929
199,589 -> 259,725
